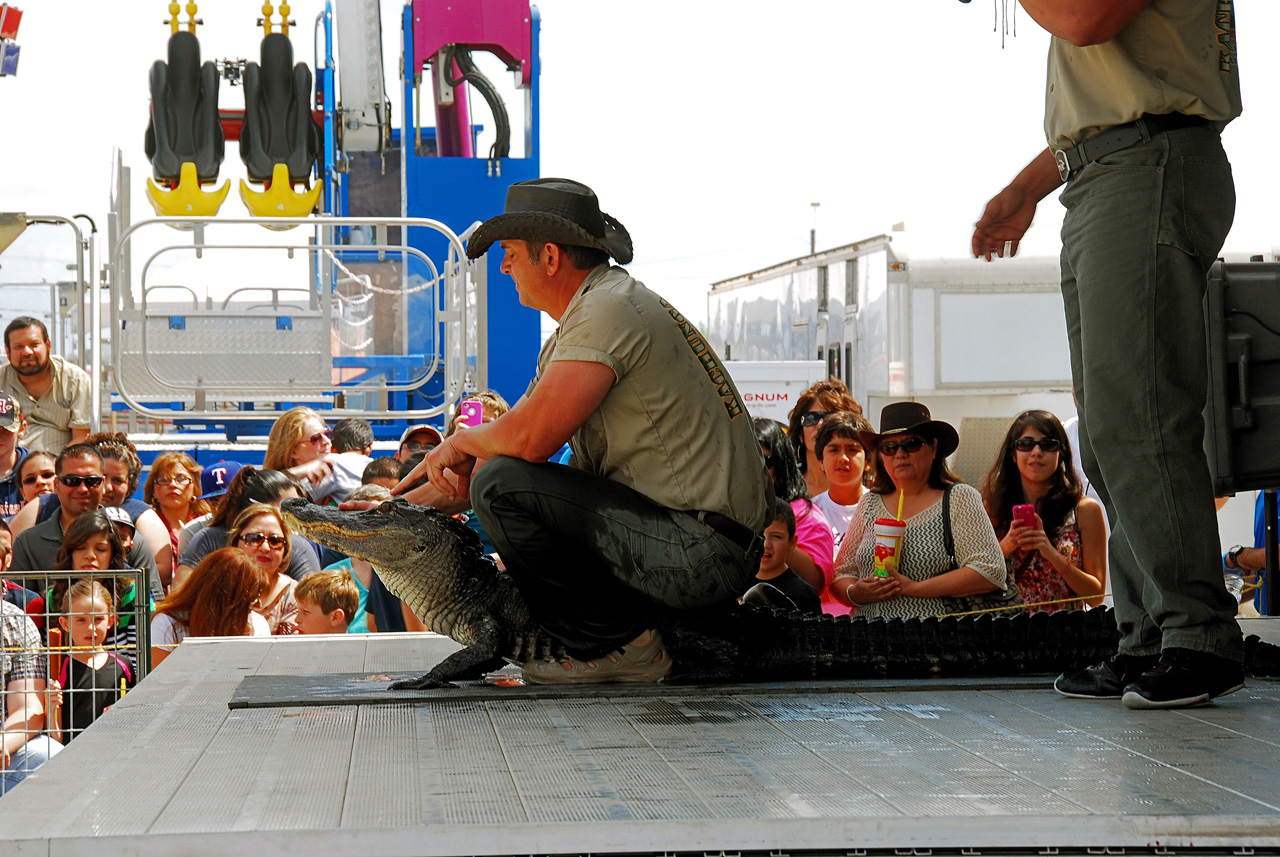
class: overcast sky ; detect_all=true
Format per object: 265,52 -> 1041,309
3,1 -> 1276,327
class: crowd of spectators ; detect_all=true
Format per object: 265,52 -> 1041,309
0,339 -> 478,790
743,378 -> 1117,625
0,338 -> 1246,788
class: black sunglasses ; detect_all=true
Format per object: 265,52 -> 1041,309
58,474 -> 104,489
1014,437 -> 1062,453
879,436 -> 927,456
799,411 -> 831,428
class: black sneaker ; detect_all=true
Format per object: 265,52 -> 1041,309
1121,648 -> 1245,710
1054,652 -> 1159,699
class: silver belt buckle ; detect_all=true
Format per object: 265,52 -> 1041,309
1054,149 -> 1072,182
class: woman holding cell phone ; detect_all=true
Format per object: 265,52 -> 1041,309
980,410 -> 1107,613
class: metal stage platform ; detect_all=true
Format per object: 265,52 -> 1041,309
2,622 -> 1279,856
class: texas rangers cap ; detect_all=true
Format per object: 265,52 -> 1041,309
199,460 -> 244,499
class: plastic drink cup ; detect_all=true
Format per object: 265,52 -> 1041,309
872,518 -> 907,578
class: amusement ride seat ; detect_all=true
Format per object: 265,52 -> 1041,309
144,28 -> 229,216
238,30 -> 322,218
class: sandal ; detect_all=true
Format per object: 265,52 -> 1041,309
523,629 -> 673,685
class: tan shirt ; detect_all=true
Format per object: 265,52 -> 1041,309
1045,0 -> 1241,150
531,265 -> 773,532
0,354 -> 92,454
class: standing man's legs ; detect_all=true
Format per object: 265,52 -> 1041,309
1055,127 -> 1241,701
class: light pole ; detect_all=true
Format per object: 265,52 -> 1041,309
810,202 -> 820,255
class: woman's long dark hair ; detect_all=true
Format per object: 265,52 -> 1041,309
979,410 -> 1082,539
51,509 -> 129,612
753,417 -> 809,505
208,466 -> 302,528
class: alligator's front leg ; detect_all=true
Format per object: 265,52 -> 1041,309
389,623 -> 507,690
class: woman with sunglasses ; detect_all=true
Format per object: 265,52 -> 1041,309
151,548 -> 272,668
980,410 -> 1106,613
143,453 -> 209,564
227,504 -> 298,634
263,407 -> 334,497
173,466 -> 320,590
785,379 -> 863,499
832,402 -> 1006,618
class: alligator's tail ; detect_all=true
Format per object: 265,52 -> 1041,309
663,605 -> 1280,684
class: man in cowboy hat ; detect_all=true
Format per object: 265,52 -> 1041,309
396,178 -> 773,684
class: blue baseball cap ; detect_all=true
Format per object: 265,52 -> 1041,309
199,460 -> 244,499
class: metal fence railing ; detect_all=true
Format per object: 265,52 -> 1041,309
1,569 -> 148,794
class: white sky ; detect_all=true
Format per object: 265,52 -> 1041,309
2,1 -> 1277,328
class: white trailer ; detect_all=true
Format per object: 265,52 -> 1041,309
709,236 -> 1259,553
708,235 -> 1074,484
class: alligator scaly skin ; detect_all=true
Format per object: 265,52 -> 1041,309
281,498 -> 1280,689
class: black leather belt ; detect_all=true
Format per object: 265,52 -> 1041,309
684,509 -> 757,553
1053,112 -> 1212,182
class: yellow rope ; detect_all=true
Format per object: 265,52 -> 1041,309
938,592 -> 1103,618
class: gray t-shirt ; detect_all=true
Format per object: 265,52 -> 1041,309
179,525 -> 320,581
533,265 -> 772,532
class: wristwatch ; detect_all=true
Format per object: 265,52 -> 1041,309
1226,545 -> 1246,570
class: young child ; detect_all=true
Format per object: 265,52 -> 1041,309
747,500 -> 821,615
294,569 -> 360,635
56,579 -> 133,742
809,412 -> 875,618
810,411 -> 875,550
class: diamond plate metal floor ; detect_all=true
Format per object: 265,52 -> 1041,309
2,624 -> 1279,857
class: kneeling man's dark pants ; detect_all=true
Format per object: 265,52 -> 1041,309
472,456 -> 759,654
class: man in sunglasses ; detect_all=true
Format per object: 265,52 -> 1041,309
9,445 -> 158,584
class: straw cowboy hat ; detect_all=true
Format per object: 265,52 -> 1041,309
466,178 -> 634,264
859,401 -> 960,458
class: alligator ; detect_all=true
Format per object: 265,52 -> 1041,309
280,498 -> 1280,690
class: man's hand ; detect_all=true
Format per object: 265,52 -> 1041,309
972,148 -> 1063,261
972,184 -> 1038,261
392,436 -> 476,507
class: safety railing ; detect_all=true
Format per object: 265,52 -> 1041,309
105,215 -> 480,422
0,568 -> 149,794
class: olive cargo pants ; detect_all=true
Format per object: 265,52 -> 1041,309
1059,125 -> 1242,661
472,456 -> 762,654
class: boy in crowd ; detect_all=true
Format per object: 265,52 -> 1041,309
747,500 -> 820,615
294,568 -> 360,635
360,457 -> 402,492
811,411 -> 874,552
310,419 -> 375,506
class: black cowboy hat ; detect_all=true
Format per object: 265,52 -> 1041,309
465,178 -> 634,264
858,401 -> 960,459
